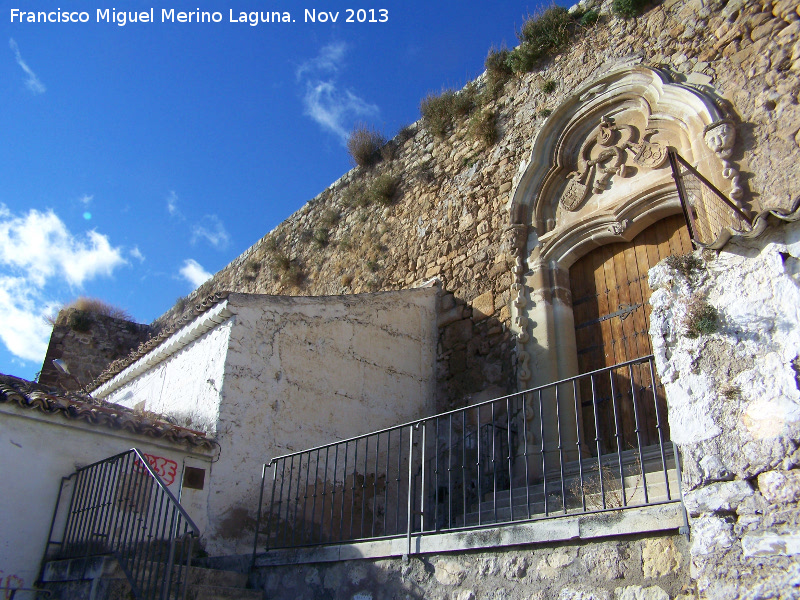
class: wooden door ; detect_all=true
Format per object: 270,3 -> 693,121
569,215 -> 692,451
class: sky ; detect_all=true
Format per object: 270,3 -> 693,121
1,0 -> 564,381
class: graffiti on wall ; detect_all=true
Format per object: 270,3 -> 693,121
134,453 -> 178,486
1,573 -> 24,600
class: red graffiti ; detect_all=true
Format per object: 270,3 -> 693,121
1,575 -> 25,600
135,453 -> 179,486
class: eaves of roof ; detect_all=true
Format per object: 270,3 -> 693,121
0,374 -> 215,451
88,291 -> 232,396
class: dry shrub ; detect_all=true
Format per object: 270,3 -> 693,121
48,297 -> 131,325
507,6 -> 575,73
347,124 -> 386,168
469,109 -> 498,147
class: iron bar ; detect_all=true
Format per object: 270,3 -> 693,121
590,375 -> 607,509
521,393 -> 531,520
254,355 -> 680,551
506,396 -> 514,523
555,385 -> 566,513
649,357 -> 672,501
573,379 -> 586,511
609,370 -> 628,507
629,363 -> 649,504
405,425 -> 414,558
320,446 -> 329,544
538,388 -> 547,516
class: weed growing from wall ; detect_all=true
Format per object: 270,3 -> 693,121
541,79 -> 557,94
468,109 -> 498,147
48,297 -> 132,325
507,7 -> 575,73
67,310 -> 93,333
368,174 -> 400,206
683,295 -> 719,338
666,253 -> 705,284
612,0 -> 648,18
312,228 -> 329,248
579,9 -> 600,26
420,84 -> 479,138
484,47 -> 513,99
347,124 -> 386,168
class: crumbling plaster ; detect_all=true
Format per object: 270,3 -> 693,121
649,219 -> 800,598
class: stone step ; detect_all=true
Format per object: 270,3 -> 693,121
42,556 -> 260,600
459,469 -> 681,527
482,466 -> 681,509
188,584 -> 262,600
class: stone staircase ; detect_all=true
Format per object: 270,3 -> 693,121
41,555 -> 262,600
458,444 -> 680,527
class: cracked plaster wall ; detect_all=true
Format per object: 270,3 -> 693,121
648,219 -> 800,599
207,290 -> 438,556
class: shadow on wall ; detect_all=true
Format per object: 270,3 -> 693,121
253,556 -> 431,600
438,306 -> 517,412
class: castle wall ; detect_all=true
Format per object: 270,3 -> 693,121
38,310 -> 152,391
648,219 -> 800,598
152,0 -> 800,411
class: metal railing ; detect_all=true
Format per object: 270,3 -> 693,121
44,449 -> 198,600
668,149 -> 753,246
253,355 -> 681,555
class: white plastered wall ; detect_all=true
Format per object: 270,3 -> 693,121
207,290 -> 439,556
94,289 -> 439,557
0,406 -> 212,595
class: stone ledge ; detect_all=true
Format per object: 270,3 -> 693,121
254,502 -> 685,567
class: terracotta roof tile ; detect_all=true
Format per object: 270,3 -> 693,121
0,373 -> 215,450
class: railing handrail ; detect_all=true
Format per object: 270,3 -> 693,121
130,448 -> 201,536
266,354 -> 656,465
668,149 -> 753,226
64,448 -> 200,537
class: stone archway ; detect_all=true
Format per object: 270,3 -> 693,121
507,64 -> 743,392
504,64 -> 744,466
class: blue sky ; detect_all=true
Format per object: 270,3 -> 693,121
1,0 -> 562,380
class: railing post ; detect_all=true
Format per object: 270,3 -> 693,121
404,424 -> 415,560
250,462 -> 268,570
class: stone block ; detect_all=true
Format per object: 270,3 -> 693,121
471,291 -> 495,322
742,531 -> 800,556
683,481 -> 753,516
758,470 -> 800,505
642,538 -> 682,578
433,559 -> 466,585
690,516 -> 735,556
613,586 -> 669,600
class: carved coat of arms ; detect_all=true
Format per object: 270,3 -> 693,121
560,116 -> 669,212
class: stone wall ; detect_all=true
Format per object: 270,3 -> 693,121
252,533 -> 690,600
152,0 -> 800,410
38,309 -> 152,391
648,219 -> 800,598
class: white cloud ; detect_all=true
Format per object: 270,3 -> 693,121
78,194 -> 94,206
297,42 -> 379,143
0,277 -> 53,362
191,215 -> 230,249
295,41 -> 346,80
179,259 -> 212,289
0,205 -> 127,365
166,190 -> 183,218
130,246 -> 145,262
9,38 -> 46,95
0,205 -> 127,287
